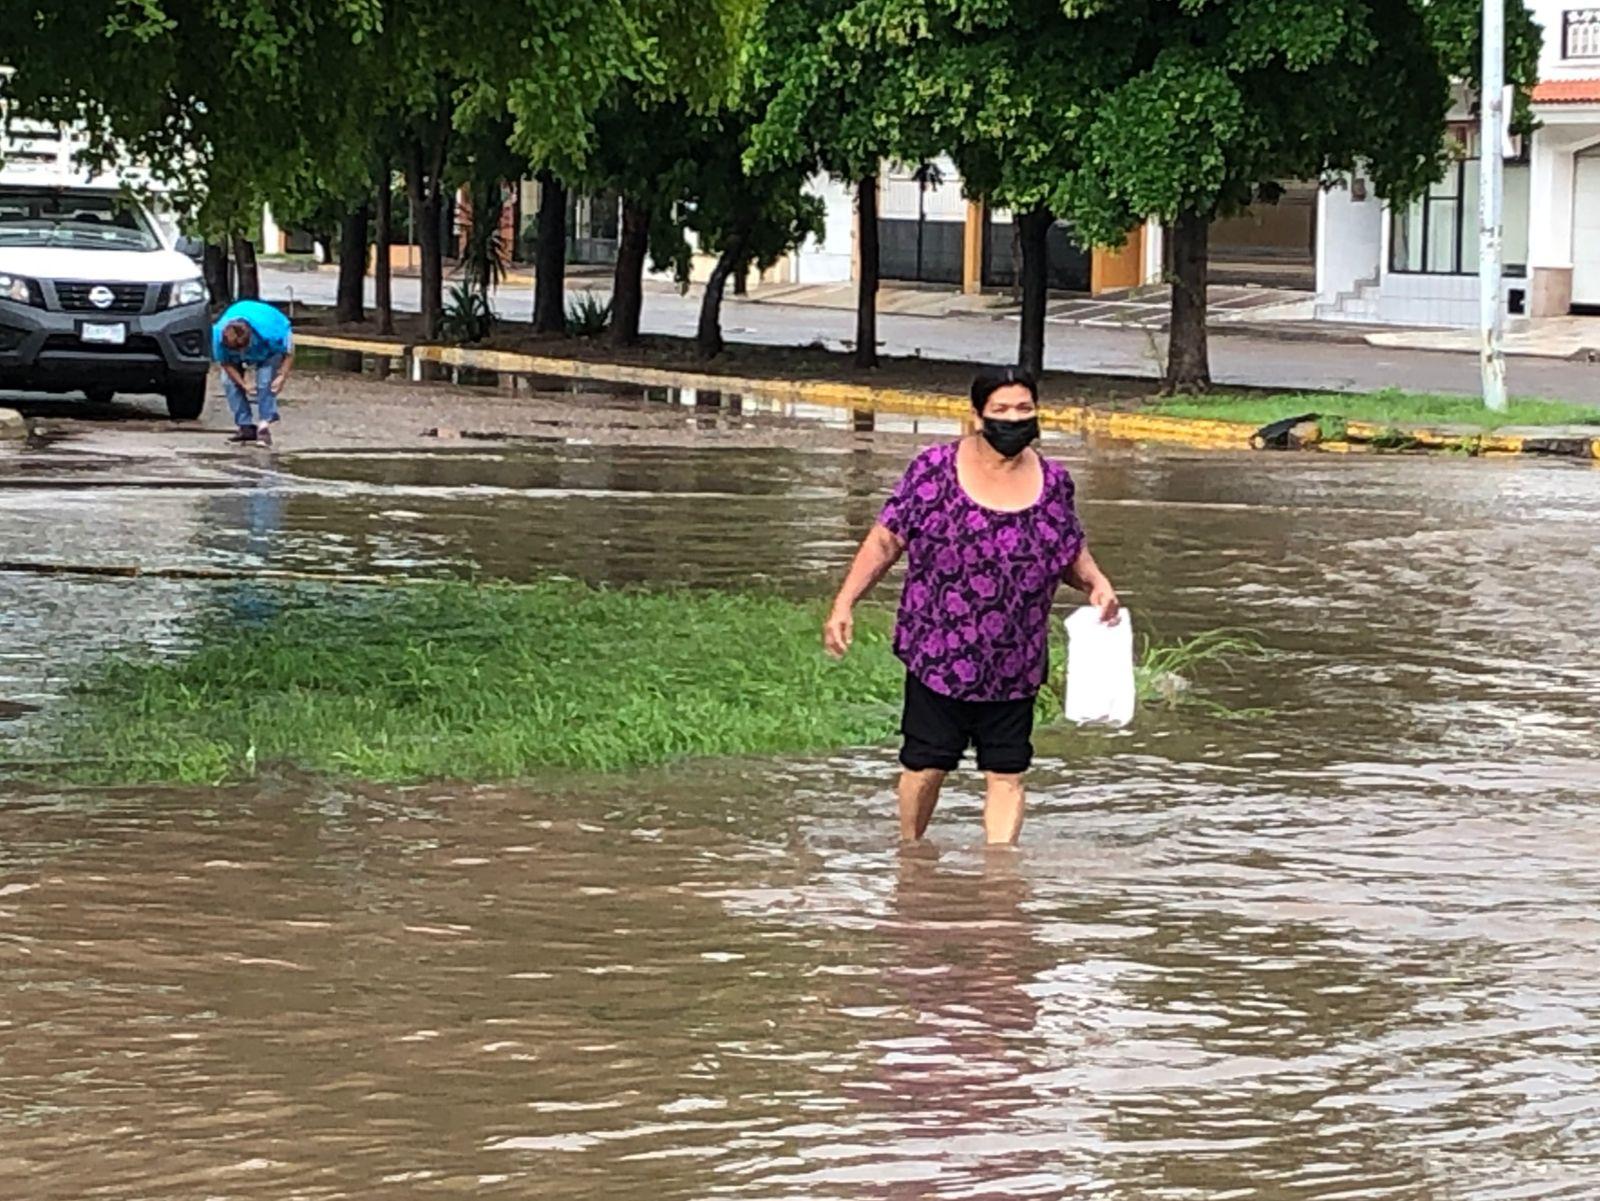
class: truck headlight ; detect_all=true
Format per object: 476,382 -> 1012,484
0,273 -> 37,306
166,278 -> 208,308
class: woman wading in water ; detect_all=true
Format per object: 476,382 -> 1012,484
824,368 -> 1120,845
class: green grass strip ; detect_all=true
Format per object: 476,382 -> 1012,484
1151,387 -> 1600,433
19,580 -> 1263,786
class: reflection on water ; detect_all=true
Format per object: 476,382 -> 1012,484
2,430 -> 1600,1196
3,765 -> 1598,1198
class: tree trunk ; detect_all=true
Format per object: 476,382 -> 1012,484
416,188 -> 444,339
532,170 -> 568,334
374,157 -> 394,335
203,241 -> 232,307
1166,209 -> 1211,393
1016,206 -> 1051,376
732,265 -> 748,296
610,197 -> 650,347
335,202 -> 370,324
854,176 -> 879,369
232,236 -> 260,299
697,237 -> 746,359
418,189 -> 442,340
408,140 -> 444,341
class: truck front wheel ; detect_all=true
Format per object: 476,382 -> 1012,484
165,378 -> 207,421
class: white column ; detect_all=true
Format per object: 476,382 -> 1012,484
1141,217 -> 1164,284
261,204 -> 282,255
1528,131 -> 1575,270
1527,127 -> 1578,318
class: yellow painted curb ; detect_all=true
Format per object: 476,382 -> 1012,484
1339,420 -> 1593,458
1343,420 -> 1523,453
1089,411 -> 1256,448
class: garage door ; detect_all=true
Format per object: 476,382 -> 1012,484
1573,152 -> 1600,308
1206,181 -> 1319,290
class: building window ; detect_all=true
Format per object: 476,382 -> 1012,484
1389,128 -> 1529,276
1565,9 -> 1600,59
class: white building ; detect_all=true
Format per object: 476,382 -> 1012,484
0,98 -> 181,242
1315,1 -> 1600,326
644,155 -> 1160,296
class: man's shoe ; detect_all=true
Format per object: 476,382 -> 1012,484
255,425 -> 274,449
227,426 -> 257,444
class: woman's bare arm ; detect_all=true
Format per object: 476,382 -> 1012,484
1067,546 -> 1121,622
823,524 -> 904,657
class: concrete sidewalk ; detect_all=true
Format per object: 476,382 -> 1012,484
743,278 -> 1600,358
1369,316 -> 1600,361
268,261 -> 1600,359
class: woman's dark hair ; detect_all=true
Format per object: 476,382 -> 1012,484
970,366 -> 1039,414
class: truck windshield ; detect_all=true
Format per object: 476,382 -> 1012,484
0,190 -> 161,252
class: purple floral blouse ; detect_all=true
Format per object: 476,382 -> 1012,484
879,442 -> 1085,702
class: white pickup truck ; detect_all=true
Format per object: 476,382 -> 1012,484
0,184 -> 211,419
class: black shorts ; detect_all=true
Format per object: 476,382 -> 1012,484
899,672 -> 1036,775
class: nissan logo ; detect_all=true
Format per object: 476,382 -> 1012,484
88,285 -> 115,309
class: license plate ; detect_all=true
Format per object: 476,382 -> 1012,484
80,323 -> 126,345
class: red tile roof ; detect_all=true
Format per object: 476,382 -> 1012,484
1532,78 -> 1600,104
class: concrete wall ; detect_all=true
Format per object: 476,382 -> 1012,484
791,173 -> 854,284
879,156 -> 966,223
1371,273 -> 1480,326
1315,176 -> 1383,305
1533,0 -> 1600,77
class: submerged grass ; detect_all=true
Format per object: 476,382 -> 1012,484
1133,629 -> 1270,718
1151,388 -> 1600,433
21,580 -> 1263,786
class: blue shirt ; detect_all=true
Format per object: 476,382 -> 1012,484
212,300 -> 293,366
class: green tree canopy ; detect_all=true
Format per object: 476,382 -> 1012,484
827,0 -> 1139,372
746,0 -> 948,367
1054,0 -> 1543,390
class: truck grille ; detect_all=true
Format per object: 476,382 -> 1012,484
53,282 -> 149,314
40,333 -> 164,362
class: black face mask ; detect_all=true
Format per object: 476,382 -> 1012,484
981,415 -> 1040,459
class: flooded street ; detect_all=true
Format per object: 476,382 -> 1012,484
2,380 -> 1599,1198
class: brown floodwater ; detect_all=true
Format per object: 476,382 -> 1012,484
2,411 -> 1599,1198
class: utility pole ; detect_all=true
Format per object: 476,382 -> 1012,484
1480,0 -> 1508,411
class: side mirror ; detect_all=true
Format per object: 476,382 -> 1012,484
175,235 -> 204,260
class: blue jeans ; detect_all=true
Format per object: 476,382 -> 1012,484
223,357 -> 283,426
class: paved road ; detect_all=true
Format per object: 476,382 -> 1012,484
262,267 -> 1600,403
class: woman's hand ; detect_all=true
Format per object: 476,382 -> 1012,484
1069,548 -> 1120,624
823,603 -> 854,658
1089,580 -> 1121,625
823,524 -> 903,659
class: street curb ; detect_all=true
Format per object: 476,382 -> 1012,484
1342,421 -> 1600,459
297,334 -> 1259,451
296,334 -> 1600,460
294,334 -> 408,355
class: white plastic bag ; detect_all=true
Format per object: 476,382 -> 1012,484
1063,606 -> 1135,728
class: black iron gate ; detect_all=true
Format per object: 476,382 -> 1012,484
878,168 -> 964,285
878,217 -> 964,284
